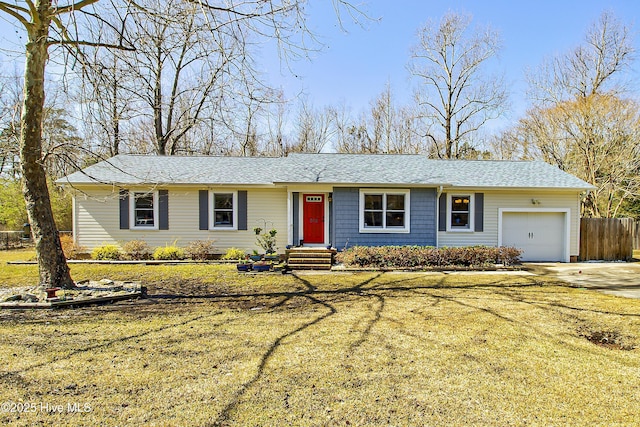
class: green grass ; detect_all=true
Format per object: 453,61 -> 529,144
1,250 -> 639,425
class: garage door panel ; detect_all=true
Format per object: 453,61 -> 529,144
502,212 -> 565,262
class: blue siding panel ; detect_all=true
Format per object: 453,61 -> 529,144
333,187 -> 437,250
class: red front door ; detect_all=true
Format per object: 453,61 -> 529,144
303,194 -> 325,244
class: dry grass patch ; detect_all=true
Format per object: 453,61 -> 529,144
0,255 -> 639,425
0,250 -> 38,288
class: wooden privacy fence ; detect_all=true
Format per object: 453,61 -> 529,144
579,218 -> 635,261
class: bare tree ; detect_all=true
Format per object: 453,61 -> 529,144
512,95 -> 640,217
1,72 -> 87,179
369,83 -> 426,154
262,88 -> 290,156
81,54 -> 130,156
408,11 -> 507,159
77,0 -> 365,157
0,67 -> 23,178
512,11 -> 638,217
333,84 -> 425,154
527,11 -> 634,105
370,82 -> 394,153
114,0 -> 240,155
488,127 -> 535,161
76,1 -> 137,157
393,105 -> 425,154
285,98 -> 334,154
225,79 -> 268,156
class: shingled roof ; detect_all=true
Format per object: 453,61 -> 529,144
59,155 -> 281,185
59,153 -> 593,190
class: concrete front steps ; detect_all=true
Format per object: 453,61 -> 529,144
285,248 -> 336,270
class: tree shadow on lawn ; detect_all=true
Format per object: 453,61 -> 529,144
213,292 -> 338,426
0,311 -> 234,384
4,272 -> 636,425
208,273 -> 571,426
144,272 -> 640,365
212,273 -> 389,426
145,273 -> 543,306
209,272 -> 640,425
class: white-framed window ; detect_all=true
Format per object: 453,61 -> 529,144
209,191 -> 237,230
130,191 -> 159,230
447,194 -> 474,232
359,189 -> 410,233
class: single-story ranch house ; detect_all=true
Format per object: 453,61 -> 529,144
58,153 -> 594,262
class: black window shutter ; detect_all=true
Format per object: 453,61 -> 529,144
438,193 -> 447,231
238,191 -> 248,230
159,190 -> 169,230
119,189 -> 129,229
292,192 -> 300,245
199,190 -> 209,230
474,193 -> 484,232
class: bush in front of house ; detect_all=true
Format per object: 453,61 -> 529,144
335,245 -> 522,269
497,246 -> 523,266
185,240 -> 216,261
122,240 -> 152,260
91,244 -> 122,260
153,245 -> 185,260
222,247 -> 246,261
60,234 -> 86,260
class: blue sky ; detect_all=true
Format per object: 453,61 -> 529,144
264,0 -> 640,122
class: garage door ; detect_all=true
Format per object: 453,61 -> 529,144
502,212 -> 566,262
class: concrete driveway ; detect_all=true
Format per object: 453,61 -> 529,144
528,262 -> 640,299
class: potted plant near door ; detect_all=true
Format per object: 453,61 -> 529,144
252,261 -> 272,272
236,258 -> 252,272
249,250 -> 262,262
254,226 -> 278,260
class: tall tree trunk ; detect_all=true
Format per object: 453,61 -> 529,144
20,0 -> 74,289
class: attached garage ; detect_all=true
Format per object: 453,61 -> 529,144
499,209 -> 570,262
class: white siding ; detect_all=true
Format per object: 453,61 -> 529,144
438,190 -> 581,257
74,186 -> 288,254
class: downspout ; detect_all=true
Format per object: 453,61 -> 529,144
436,185 -> 443,248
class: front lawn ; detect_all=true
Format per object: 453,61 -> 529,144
1,251 -> 639,425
